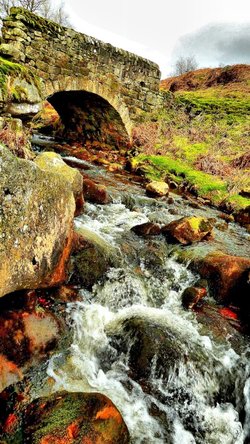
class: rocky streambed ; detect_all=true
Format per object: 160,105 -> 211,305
0,137 -> 250,443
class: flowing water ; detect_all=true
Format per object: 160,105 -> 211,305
32,142 -> 250,443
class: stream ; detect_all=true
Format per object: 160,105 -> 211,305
33,138 -> 250,443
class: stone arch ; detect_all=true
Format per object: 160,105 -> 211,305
44,77 -> 134,137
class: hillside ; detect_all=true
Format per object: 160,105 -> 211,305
160,64 -> 250,93
131,64 -> 250,224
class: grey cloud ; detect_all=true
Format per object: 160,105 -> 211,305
173,23 -> 250,67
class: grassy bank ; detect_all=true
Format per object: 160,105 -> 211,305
131,65 -> 250,213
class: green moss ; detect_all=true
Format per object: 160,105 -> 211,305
188,216 -> 205,231
226,194 -> 250,210
0,56 -> 43,101
0,56 -> 24,89
9,7 -> 64,34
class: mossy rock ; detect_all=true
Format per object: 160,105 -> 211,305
70,227 -> 119,289
0,145 -> 75,298
162,216 -> 214,245
34,152 -> 83,211
22,391 -> 129,443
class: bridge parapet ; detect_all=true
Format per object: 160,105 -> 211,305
0,8 -> 161,134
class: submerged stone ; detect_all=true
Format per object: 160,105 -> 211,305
70,227 -> 118,289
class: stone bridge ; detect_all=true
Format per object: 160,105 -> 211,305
0,8 -> 161,140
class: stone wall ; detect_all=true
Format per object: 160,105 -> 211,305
0,8 -> 162,135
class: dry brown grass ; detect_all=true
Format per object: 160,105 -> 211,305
0,123 -> 34,159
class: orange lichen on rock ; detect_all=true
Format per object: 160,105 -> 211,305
0,354 -> 23,391
46,229 -> 74,287
67,421 -> 80,439
95,405 -> 122,423
3,413 -> 18,433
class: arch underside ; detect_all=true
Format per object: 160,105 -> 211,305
47,90 -> 130,149
44,77 -> 134,137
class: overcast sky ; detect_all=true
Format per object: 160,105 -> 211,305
62,0 -> 250,78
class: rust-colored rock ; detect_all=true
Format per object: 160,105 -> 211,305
82,177 -> 111,204
0,304 -> 60,392
131,222 -> 161,236
196,251 -> 250,302
182,286 -> 207,309
162,216 -> 213,244
234,206 -> 250,228
0,354 -> 22,392
23,391 -> 129,444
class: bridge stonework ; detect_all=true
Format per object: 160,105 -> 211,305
0,8 -> 161,135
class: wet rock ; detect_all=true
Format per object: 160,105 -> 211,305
146,180 -> 169,197
70,227 -> 118,289
0,354 -> 22,392
0,304 -> 60,391
196,251 -> 250,303
0,117 -> 34,160
110,314 -> 206,382
131,222 -> 161,236
195,304 -> 244,350
82,177 -> 111,204
0,145 -> 75,298
23,312 -> 60,354
23,391 -> 129,444
53,285 -> 80,303
182,286 -> 207,309
162,216 -> 214,245
167,196 -> 174,205
215,221 -> 228,232
34,151 -> 84,215
234,206 -> 250,228
219,212 -> 234,223
169,208 -> 179,215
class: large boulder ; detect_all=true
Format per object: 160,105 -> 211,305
23,391 -> 129,444
108,313 -> 207,382
162,216 -> 213,244
195,251 -> 250,303
34,152 -> 84,214
0,145 -> 75,298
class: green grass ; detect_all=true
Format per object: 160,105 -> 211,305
175,89 -> 250,117
132,154 -> 250,210
131,83 -> 250,214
